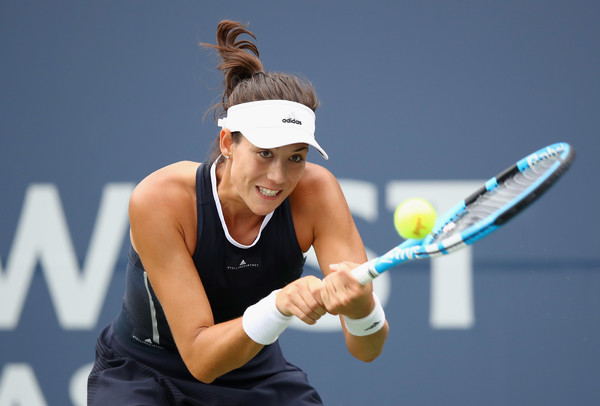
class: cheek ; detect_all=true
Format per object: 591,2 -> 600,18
288,165 -> 306,186
230,160 -> 260,189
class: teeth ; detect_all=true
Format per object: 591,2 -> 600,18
258,186 -> 278,197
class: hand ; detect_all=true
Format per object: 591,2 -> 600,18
320,262 -> 375,319
275,276 -> 327,325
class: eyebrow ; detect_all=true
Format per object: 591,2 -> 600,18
258,145 -> 309,153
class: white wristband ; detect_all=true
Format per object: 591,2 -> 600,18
242,289 -> 292,345
342,293 -> 386,336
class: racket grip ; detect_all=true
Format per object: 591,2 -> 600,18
351,260 -> 379,285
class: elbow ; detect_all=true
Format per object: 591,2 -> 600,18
180,328 -> 222,383
348,323 -> 389,363
353,348 -> 384,363
181,348 -> 220,384
187,362 -> 219,384
192,372 -> 217,385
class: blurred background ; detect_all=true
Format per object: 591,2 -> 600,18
1,1 -> 598,405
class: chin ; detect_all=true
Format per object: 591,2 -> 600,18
252,198 -> 283,216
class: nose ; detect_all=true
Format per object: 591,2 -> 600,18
266,159 -> 287,185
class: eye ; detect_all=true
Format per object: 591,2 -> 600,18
259,150 -> 273,158
289,154 -> 305,163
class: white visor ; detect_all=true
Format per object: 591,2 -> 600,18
217,100 -> 328,160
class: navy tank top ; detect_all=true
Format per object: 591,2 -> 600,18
115,160 -> 305,351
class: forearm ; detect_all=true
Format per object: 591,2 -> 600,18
183,318 -> 263,383
182,290 -> 293,383
339,291 -> 389,362
344,319 -> 389,362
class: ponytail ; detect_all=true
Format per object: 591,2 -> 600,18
200,20 -> 319,163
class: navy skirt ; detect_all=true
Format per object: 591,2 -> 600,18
87,324 -> 323,405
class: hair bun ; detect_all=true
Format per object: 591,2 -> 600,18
201,20 -> 264,105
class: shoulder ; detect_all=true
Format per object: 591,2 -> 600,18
130,161 -> 200,209
296,162 -> 340,193
290,163 -> 348,249
129,161 -> 201,249
291,163 -> 344,213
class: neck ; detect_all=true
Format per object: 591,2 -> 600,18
215,160 -> 265,245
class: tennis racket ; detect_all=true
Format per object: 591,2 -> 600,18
352,142 -> 576,285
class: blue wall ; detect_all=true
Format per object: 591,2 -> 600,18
1,1 -> 598,405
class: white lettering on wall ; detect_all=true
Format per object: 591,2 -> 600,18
0,364 -> 47,406
69,363 -> 93,406
0,362 -> 92,406
0,183 -> 133,330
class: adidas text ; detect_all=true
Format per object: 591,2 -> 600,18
282,118 -> 302,125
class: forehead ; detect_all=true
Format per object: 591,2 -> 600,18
239,136 -> 309,153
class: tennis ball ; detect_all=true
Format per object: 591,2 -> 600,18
394,198 -> 437,240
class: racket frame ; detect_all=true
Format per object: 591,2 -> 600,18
352,142 -> 575,285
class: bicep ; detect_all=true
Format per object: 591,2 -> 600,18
308,172 -> 367,277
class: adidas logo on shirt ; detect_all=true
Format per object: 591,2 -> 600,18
227,259 -> 260,270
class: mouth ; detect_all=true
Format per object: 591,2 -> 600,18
257,186 -> 282,199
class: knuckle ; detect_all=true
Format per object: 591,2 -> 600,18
302,316 -> 316,325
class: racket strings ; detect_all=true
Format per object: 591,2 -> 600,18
432,157 -> 558,243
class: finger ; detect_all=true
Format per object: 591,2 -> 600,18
307,278 -> 325,307
327,271 -> 352,296
323,270 -> 371,316
319,280 -> 338,315
332,266 -> 367,295
280,296 -> 317,324
321,276 -> 350,314
289,288 -> 327,324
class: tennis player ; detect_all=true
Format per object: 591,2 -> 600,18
87,20 -> 388,405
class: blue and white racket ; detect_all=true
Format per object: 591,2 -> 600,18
352,142 -> 576,285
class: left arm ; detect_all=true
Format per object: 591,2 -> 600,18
322,262 -> 388,362
291,164 -> 388,362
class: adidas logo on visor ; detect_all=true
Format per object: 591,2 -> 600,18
282,112 -> 302,125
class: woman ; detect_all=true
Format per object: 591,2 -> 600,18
88,20 -> 388,405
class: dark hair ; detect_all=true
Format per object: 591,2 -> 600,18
200,20 -> 319,163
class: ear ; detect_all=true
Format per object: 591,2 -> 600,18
219,129 -> 233,157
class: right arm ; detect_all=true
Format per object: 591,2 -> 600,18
129,164 -> 261,383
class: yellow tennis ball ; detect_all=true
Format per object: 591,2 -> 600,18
394,198 -> 437,240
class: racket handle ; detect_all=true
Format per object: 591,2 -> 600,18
351,260 -> 380,285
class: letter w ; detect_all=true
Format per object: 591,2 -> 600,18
0,183 -> 133,330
